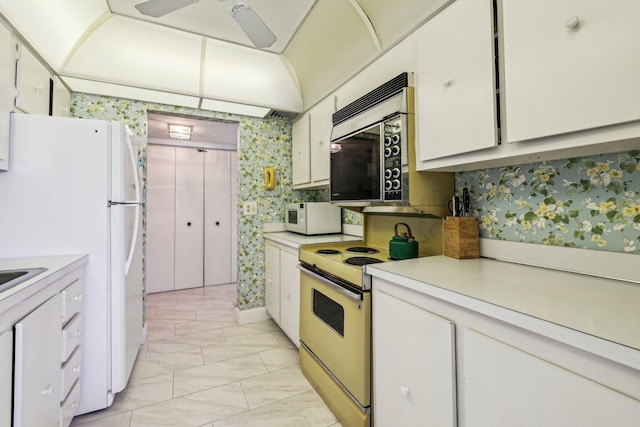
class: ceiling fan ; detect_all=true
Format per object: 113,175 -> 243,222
134,0 -> 277,48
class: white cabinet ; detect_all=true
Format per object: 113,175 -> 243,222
0,330 -> 12,427
279,250 -> 300,347
15,43 -> 51,115
264,240 -> 300,346
502,0 -> 640,143
373,290 -> 456,426
372,275 -> 640,427
415,0 -> 498,165
265,243 -> 281,324
52,76 -> 71,117
14,294 -> 63,427
0,23 -> 15,171
464,329 -> 640,426
292,97 -> 333,189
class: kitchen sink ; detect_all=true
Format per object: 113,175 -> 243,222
0,267 -> 47,293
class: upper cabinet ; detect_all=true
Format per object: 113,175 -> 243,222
52,76 -> 71,117
0,23 -> 14,171
502,0 -> 640,143
415,0 -> 498,165
15,42 -> 51,115
292,96 -> 334,189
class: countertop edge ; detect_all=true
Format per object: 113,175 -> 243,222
366,259 -> 640,372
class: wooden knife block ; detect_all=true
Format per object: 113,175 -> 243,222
443,216 -> 479,259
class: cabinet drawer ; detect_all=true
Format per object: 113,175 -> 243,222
61,278 -> 83,325
61,314 -> 82,362
61,347 -> 82,401
60,379 -> 81,427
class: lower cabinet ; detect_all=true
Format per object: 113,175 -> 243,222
0,330 -> 13,427
1,263 -> 85,427
372,277 -> 640,427
265,241 -> 300,346
372,290 -> 456,426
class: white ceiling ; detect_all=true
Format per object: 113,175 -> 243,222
0,0 -> 454,116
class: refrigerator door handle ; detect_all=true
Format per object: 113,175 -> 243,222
124,132 -> 141,275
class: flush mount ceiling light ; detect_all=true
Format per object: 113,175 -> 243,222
134,0 -> 277,48
168,124 -> 192,140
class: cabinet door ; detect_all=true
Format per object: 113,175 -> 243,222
204,149 -> 232,286
463,328 -> 640,426
415,0 -> 497,163
15,43 -> 50,115
292,112 -> 310,187
14,294 -> 62,427
0,24 -> 14,171
279,250 -> 300,346
502,0 -> 640,142
174,147 -> 204,290
0,330 -> 12,427
265,244 -> 281,324
309,97 -> 333,185
146,145 -> 176,293
373,290 -> 456,426
52,76 -> 71,117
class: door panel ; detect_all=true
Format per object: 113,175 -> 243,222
175,147 -> 204,290
204,150 -> 232,285
146,145 -> 176,293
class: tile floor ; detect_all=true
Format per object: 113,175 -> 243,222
71,284 -> 341,427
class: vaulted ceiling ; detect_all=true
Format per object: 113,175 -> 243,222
0,0 -> 451,116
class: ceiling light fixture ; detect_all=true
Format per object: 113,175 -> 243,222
168,124 -> 192,140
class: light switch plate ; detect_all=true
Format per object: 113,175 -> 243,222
243,201 -> 257,215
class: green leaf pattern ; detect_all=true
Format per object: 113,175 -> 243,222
457,151 -> 640,254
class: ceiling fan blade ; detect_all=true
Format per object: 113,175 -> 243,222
135,0 -> 198,18
230,2 -> 276,49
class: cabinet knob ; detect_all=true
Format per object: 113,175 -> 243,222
72,366 -> 81,374
187,222 -> 192,227
565,16 -> 580,30
442,80 -> 453,87
42,385 -> 53,396
216,221 -> 220,226
318,140 -> 323,145
400,385 -> 411,396
74,294 -> 83,302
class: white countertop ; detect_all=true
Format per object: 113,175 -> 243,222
0,255 -> 88,308
264,231 -> 362,249
365,255 -> 640,370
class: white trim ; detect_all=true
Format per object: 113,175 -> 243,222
480,238 -> 640,284
234,306 -> 270,325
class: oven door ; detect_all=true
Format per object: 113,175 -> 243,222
299,265 -> 371,407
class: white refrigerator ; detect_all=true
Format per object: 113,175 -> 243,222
0,113 -> 144,415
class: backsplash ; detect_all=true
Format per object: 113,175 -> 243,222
71,93 -> 328,310
456,151 -> 640,254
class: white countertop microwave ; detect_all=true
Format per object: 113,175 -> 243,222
285,202 -> 342,235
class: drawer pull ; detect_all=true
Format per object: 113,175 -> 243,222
400,385 -> 411,396
565,16 -> 580,30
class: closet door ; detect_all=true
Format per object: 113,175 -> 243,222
146,145 -> 176,294
204,150 -> 232,285
174,147 -> 204,290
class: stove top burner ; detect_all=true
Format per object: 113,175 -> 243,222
316,249 -> 341,255
344,256 -> 384,266
347,246 -> 380,254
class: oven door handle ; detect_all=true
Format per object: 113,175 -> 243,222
297,264 -> 363,301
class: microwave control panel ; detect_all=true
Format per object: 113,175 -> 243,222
382,116 -> 403,201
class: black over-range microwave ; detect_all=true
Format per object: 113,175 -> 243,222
329,72 -> 412,205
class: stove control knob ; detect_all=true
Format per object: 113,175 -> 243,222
384,136 -> 392,146
385,180 -> 393,191
384,147 -> 392,157
385,169 -> 392,179
392,134 -> 401,144
391,145 -> 400,156
392,179 -> 401,190
392,168 -> 401,178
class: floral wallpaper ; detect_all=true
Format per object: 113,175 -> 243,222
70,92 -> 338,310
456,151 -> 640,254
